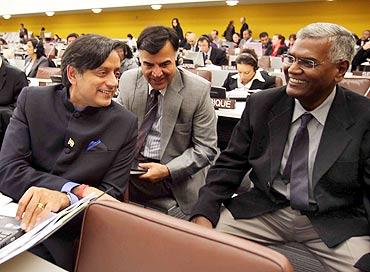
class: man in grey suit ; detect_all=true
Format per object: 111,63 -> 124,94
118,26 -> 217,216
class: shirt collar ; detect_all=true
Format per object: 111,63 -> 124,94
232,68 -> 266,89
148,84 -> 166,96
292,86 -> 336,126
0,57 -> 2,68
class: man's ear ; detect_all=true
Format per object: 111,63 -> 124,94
334,60 -> 349,83
66,65 -> 78,85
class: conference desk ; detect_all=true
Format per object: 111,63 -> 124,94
1,251 -> 67,271
215,101 -> 245,119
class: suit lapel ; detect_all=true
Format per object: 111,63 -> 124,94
160,69 -> 184,158
312,87 -> 354,187
132,73 -> 149,127
268,89 -> 294,181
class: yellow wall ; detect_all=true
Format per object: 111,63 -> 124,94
0,0 -> 369,40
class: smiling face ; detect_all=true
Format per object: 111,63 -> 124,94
285,38 -> 347,110
139,41 -> 177,90
68,51 -> 120,108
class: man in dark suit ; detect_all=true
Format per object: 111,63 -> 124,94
197,36 -> 228,66
0,34 -> 137,270
222,52 -> 276,92
191,22 -> 370,272
0,57 -> 28,147
239,17 -> 249,38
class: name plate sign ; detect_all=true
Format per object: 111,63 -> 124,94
211,98 -> 236,109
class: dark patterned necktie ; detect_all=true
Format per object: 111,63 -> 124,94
283,113 -> 313,210
134,90 -> 160,158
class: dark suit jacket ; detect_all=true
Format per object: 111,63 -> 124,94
24,55 -> 49,77
222,70 -> 276,92
0,58 -> 28,147
209,47 -> 228,66
0,58 -> 28,108
192,86 -> 370,249
0,84 -> 138,269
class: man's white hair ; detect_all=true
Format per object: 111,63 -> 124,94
297,22 -> 356,63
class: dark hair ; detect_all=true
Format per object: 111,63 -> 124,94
127,34 -> 133,39
137,26 -> 179,54
28,38 -> 45,59
113,40 -> 133,59
0,38 -> 7,45
236,53 -> 258,71
66,33 -> 79,41
172,18 -> 180,27
288,34 -> 296,40
227,20 -> 234,27
240,48 -> 258,61
198,35 -> 211,46
61,34 -> 115,88
41,27 -> 45,31
274,34 -> 285,45
212,29 -> 219,35
259,32 -> 269,38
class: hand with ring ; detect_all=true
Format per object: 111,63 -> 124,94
16,187 -> 70,232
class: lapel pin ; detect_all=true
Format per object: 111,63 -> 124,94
67,138 -> 75,148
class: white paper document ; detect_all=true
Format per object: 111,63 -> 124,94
0,193 -> 97,264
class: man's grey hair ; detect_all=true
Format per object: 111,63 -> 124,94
297,22 -> 356,63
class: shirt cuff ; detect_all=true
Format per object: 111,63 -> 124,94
61,182 -> 80,205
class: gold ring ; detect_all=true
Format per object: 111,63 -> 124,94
37,202 -> 45,209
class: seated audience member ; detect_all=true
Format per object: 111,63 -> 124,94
231,33 -> 241,48
265,34 -> 288,56
118,26 -> 217,216
198,35 -> 228,66
0,56 -> 28,147
351,41 -> 370,72
66,32 -> 79,45
185,32 -> 197,51
287,33 -> 297,50
356,29 -> 370,47
211,29 -> 223,48
0,34 -> 137,270
113,41 -> 138,74
222,50 -> 276,92
259,31 -> 272,55
23,38 -> 49,77
239,29 -> 254,49
0,38 -> 7,45
191,22 -> 370,272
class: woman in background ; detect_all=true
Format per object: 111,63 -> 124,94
172,18 -> 184,44
23,38 -> 49,77
223,20 -> 235,42
266,34 -> 288,56
113,41 -> 138,74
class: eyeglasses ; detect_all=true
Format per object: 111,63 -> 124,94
282,54 -> 322,70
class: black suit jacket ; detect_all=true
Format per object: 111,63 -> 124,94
0,59 -> 28,147
192,86 -> 370,249
209,48 -> 228,66
0,58 -> 28,108
0,84 -> 138,270
222,70 -> 276,92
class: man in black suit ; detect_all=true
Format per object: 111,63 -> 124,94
191,22 -> 370,272
239,17 -> 249,38
0,34 -> 137,270
0,56 -> 28,147
197,36 -> 228,66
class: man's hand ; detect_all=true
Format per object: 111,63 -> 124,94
16,187 -> 70,232
138,162 -> 170,182
191,216 -> 213,229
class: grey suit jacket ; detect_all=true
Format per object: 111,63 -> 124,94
118,67 -> 218,214
24,56 -> 49,77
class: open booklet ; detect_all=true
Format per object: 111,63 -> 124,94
0,193 -> 98,264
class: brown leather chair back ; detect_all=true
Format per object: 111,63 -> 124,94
185,68 -> 212,82
76,201 -> 294,272
338,78 -> 370,97
35,67 -> 61,79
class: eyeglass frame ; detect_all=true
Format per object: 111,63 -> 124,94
282,54 -> 325,70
